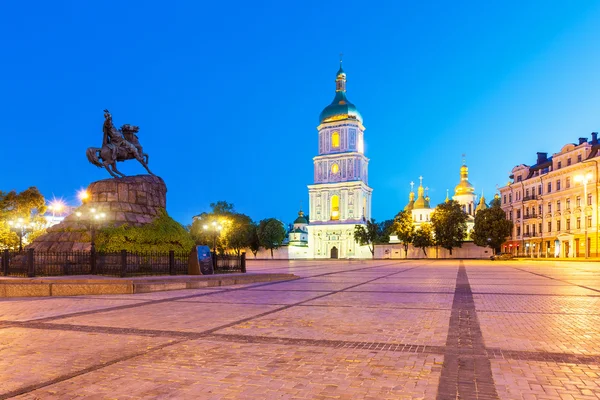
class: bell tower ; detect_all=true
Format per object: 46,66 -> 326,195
307,61 -> 373,258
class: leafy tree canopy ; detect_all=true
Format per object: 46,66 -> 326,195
430,200 -> 467,255
471,201 -> 513,253
0,187 -> 47,250
393,211 -> 414,257
354,219 -> 388,258
412,223 -> 434,256
258,218 -> 286,258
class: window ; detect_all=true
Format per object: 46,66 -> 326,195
538,205 -> 542,215
566,177 -> 570,188
557,200 -> 561,211
577,217 -> 581,229
576,196 -> 581,207
578,154 -> 582,162
330,195 -> 339,220
567,158 -> 572,166
547,182 -> 552,193
517,176 -> 522,182
548,202 -> 552,213
558,161 -> 562,169
566,198 -> 570,210
331,131 -> 340,148
517,226 -> 521,236
503,195 -> 506,204
525,188 -> 530,198
557,220 -> 561,231
509,193 -> 512,203
538,222 -> 542,233
331,163 -> 339,175
509,211 -> 513,220
516,210 -> 521,218
588,194 -> 592,206
556,180 -> 561,190
548,221 -> 552,232
420,214 -> 423,221
538,185 -> 542,195
566,218 -> 570,230
588,215 -> 592,228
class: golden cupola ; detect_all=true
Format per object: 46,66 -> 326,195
475,191 -> 488,213
404,182 -> 415,211
454,163 -> 475,196
413,177 -> 430,209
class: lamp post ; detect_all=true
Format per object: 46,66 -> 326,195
8,218 -> 34,252
574,172 -> 592,259
76,208 -> 106,252
203,221 -> 222,255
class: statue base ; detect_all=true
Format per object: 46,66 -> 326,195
29,175 -> 168,252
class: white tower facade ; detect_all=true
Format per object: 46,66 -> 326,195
307,63 -> 373,258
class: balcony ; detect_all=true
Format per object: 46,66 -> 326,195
523,194 -> 537,201
523,214 -> 538,220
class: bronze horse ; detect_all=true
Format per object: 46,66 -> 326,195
86,111 -> 154,178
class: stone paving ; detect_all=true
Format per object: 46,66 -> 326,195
1,259 -> 600,399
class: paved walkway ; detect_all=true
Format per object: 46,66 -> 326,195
1,259 -> 600,399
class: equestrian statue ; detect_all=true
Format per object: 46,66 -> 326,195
86,110 -> 155,178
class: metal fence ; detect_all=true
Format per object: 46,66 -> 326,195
1,249 -> 244,277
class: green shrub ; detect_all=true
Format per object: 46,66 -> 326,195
95,210 -> 195,253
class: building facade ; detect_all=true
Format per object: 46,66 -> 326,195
498,134 -> 600,257
306,63 -> 373,258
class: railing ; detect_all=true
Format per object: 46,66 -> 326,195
1,249 -> 245,277
523,214 -> 538,220
214,253 -> 246,274
523,194 -> 537,201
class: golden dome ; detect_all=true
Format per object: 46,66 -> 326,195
454,164 -> 475,195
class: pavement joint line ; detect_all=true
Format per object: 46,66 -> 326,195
512,266 -> 600,294
0,337 -> 190,400
436,261 -> 500,400
198,265 -> 424,336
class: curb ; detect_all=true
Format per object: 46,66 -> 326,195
0,273 -> 298,298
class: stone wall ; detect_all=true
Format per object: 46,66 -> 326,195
29,175 -> 167,252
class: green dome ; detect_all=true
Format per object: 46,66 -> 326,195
294,210 -> 308,224
319,91 -> 363,124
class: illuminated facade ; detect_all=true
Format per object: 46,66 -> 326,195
306,63 -> 373,258
498,134 -> 600,257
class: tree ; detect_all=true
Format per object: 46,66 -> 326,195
226,213 -> 254,255
258,218 -> 286,258
354,219 -> 387,258
412,223 -> 434,257
393,211 -> 414,258
430,200 -> 467,255
471,199 -> 513,254
0,187 -> 47,250
248,222 -> 261,257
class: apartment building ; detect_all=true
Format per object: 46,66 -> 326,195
498,133 -> 600,258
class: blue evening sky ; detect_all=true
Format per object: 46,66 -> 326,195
2,1 -> 600,225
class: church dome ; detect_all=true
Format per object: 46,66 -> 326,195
319,62 -> 363,124
454,164 -> 475,195
294,210 -> 308,224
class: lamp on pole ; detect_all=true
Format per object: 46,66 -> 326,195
203,221 -> 223,255
8,218 -> 34,252
574,172 -> 592,259
75,208 -> 106,252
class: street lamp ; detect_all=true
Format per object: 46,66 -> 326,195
574,172 -> 593,259
76,208 -> 106,252
203,221 -> 222,255
8,218 -> 35,252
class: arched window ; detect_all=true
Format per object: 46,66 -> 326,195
331,163 -> 339,175
331,195 -> 340,220
331,131 -> 340,149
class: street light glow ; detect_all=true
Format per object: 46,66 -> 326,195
78,190 -> 89,202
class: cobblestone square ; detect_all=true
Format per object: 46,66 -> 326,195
2,259 -> 600,399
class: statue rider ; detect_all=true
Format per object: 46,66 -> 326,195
102,109 -> 138,159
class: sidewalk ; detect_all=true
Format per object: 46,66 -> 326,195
0,273 -> 298,298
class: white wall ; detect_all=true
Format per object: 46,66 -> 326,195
375,242 -> 492,259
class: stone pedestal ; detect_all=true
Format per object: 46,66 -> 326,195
29,175 -> 167,252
